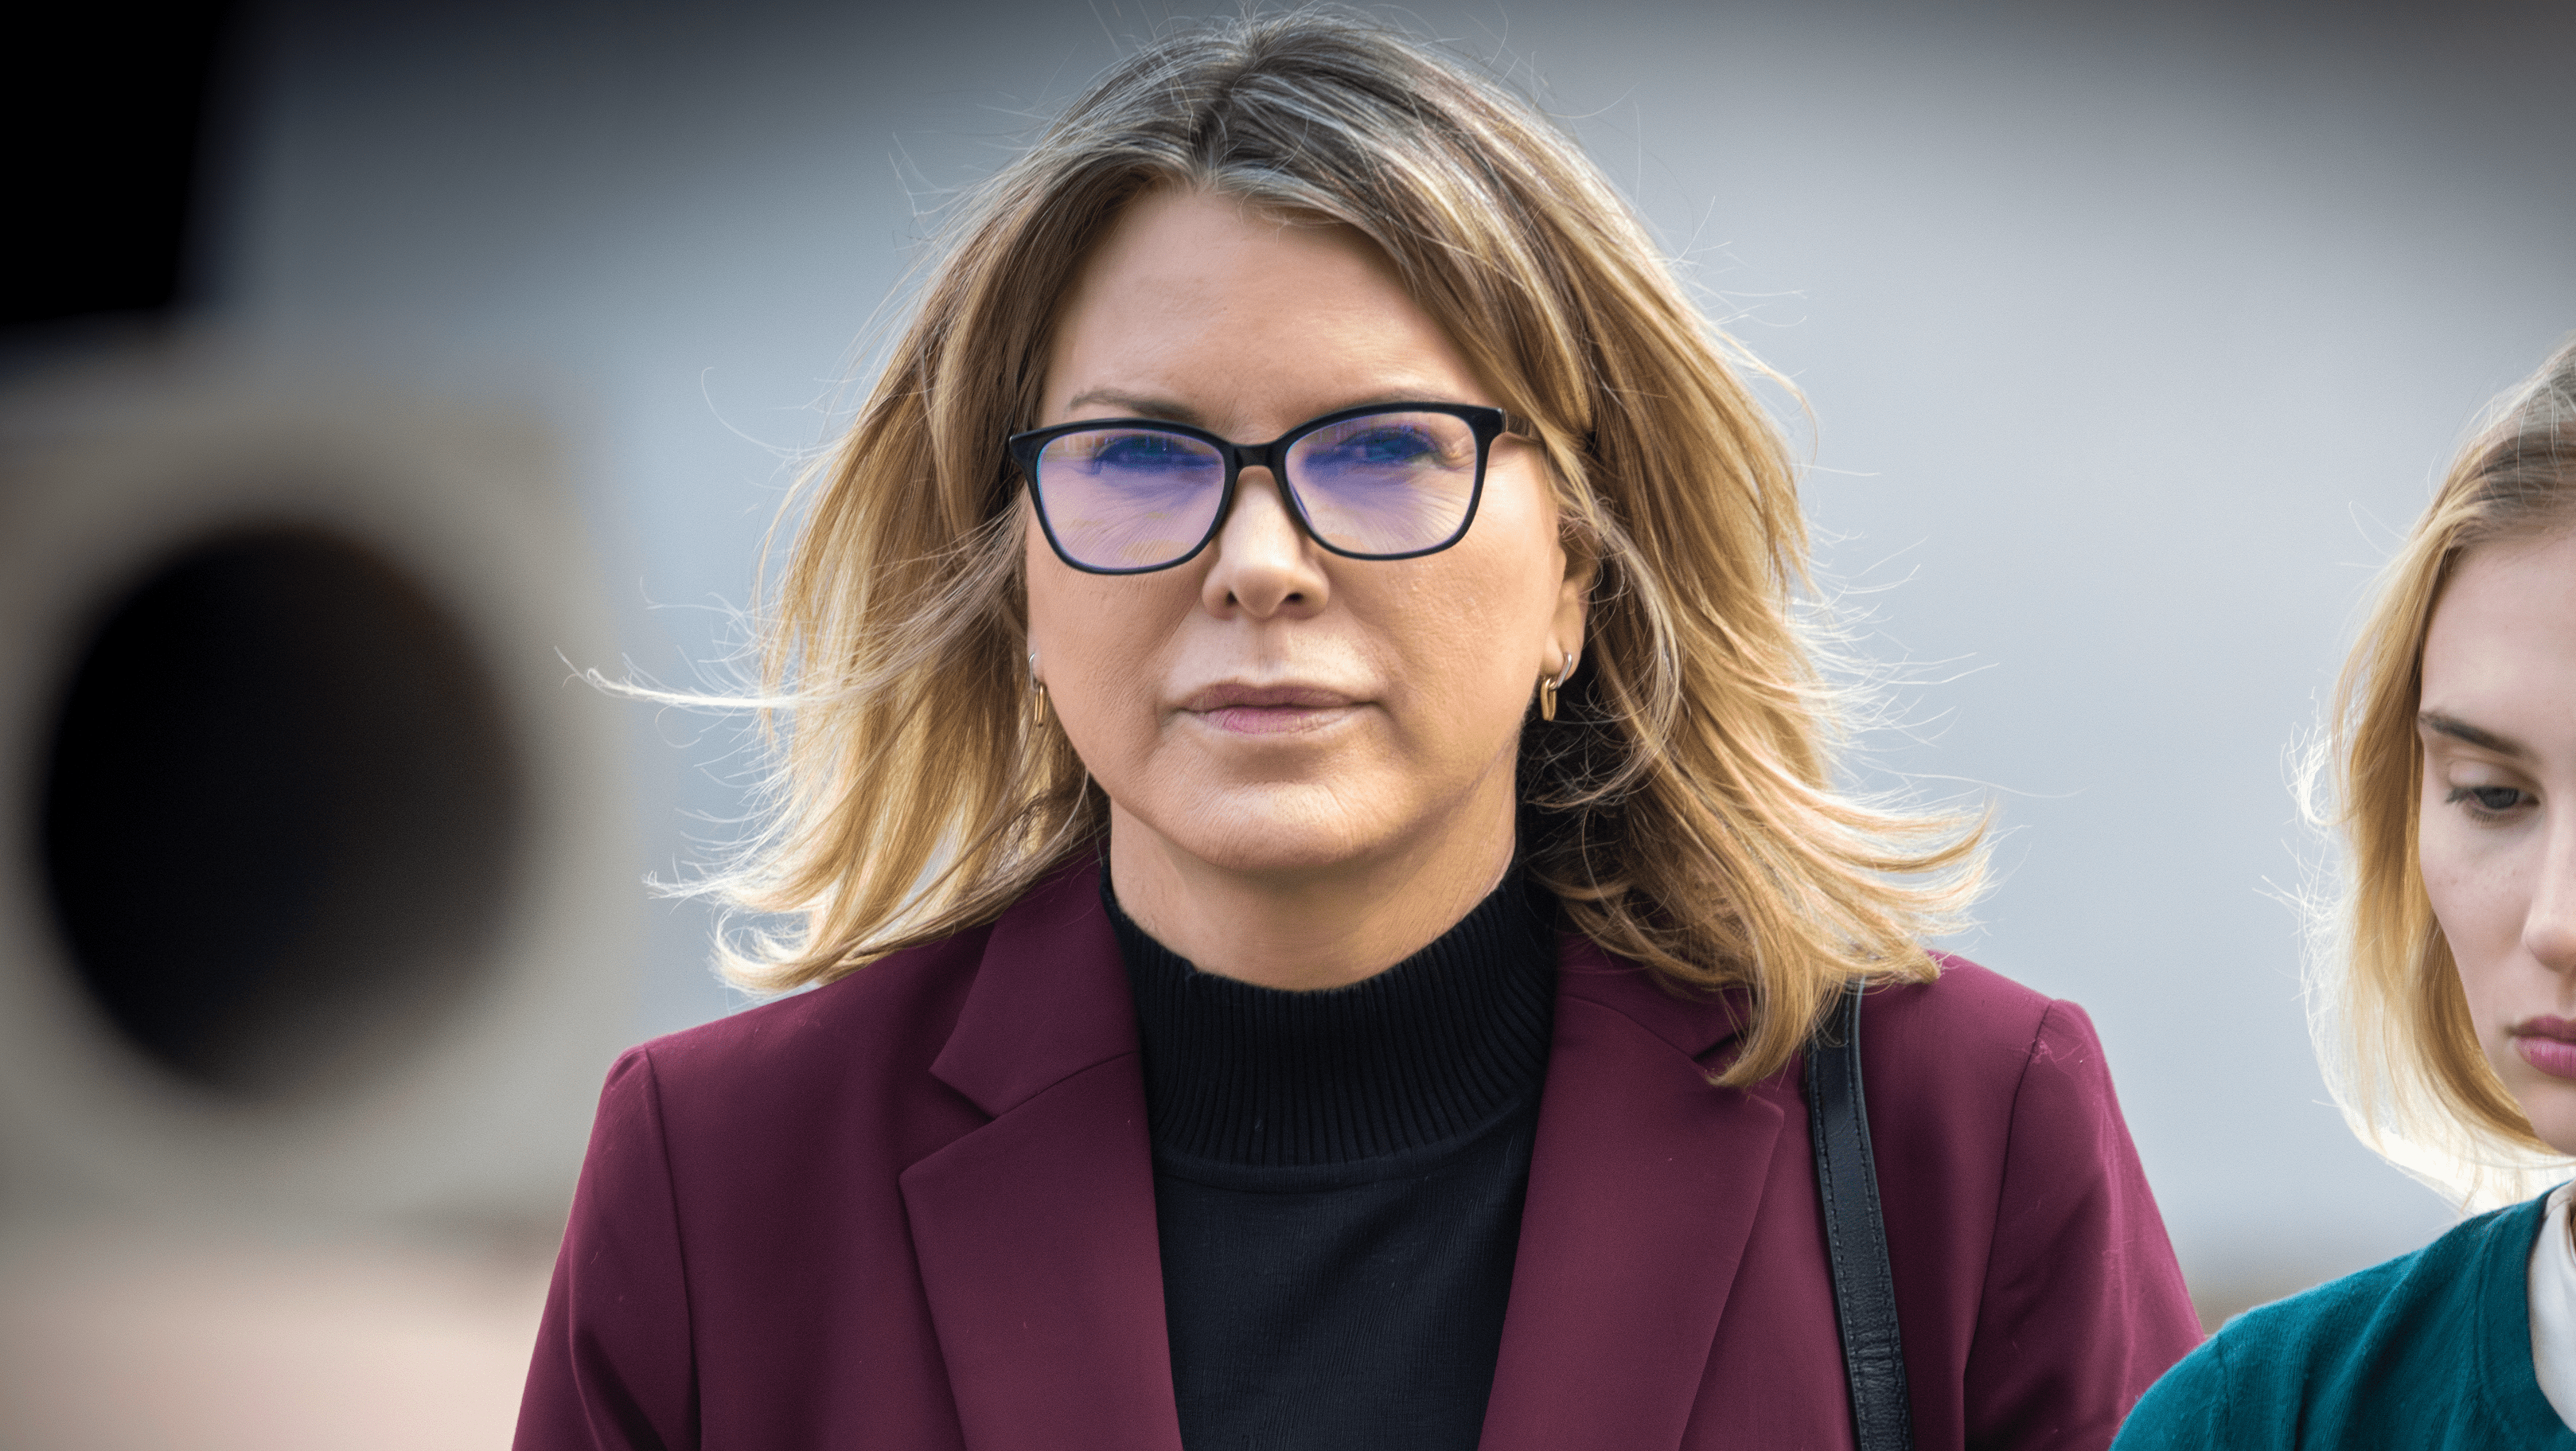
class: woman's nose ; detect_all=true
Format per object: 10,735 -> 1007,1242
2526,815 -> 2576,975
1200,468 -> 1331,618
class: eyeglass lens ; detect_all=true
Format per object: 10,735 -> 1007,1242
1034,410 -> 1481,571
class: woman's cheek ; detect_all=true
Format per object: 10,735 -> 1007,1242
2422,816 -> 2528,1049
1025,542 -> 1186,787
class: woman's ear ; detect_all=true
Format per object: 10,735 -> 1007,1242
1550,539 -> 1596,669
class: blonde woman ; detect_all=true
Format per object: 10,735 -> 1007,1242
516,14 -> 2198,1449
2117,341 -> 2576,1448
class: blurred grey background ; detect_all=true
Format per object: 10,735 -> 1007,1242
5,0 -> 2574,1442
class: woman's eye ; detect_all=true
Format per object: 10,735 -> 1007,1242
1326,427 -> 1440,466
1358,427 -> 1436,459
1096,435 -> 1197,468
2445,784 -> 2531,816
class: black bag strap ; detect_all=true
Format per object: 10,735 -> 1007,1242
1805,978 -> 1915,1451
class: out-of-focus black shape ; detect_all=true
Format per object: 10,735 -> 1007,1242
3,2 -> 236,327
39,528 -> 524,1097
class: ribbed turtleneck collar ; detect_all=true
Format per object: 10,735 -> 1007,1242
1105,868 -> 1557,1171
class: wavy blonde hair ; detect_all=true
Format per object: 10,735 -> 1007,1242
2302,337 -> 2576,1205
707,9 -> 1985,1085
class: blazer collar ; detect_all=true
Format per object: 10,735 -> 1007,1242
902,858 -> 1185,1451
1481,937 -> 1791,1451
928,856 -> 1137,1117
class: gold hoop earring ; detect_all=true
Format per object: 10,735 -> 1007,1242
1539,651 -> 1572,723
1029,650 -> 1048,727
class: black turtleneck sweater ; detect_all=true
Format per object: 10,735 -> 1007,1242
1106,871 -> 1557,1451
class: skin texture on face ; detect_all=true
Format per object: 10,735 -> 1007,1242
2417,529 -> 2576,1156
1024,187 -> 1589,990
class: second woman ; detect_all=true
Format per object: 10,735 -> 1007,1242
2118,342 -> 2576,1447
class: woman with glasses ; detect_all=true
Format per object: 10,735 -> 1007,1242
516,13 -> 2200,1450
2114,344 -> 2576,1449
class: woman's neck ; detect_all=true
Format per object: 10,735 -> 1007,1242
1105,791 -> 1515,992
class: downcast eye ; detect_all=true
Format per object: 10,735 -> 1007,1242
2448,784 -> 2532,814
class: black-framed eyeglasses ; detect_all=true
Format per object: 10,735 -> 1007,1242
1007,402 -> 1513,575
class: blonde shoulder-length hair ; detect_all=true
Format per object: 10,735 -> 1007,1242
708,9 -> 1984,1086
2304,336 -> 2576,1205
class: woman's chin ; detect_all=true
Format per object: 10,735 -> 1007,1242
1117,780 -> 1413,880
2496,1045 -> 2576,1157
2516,1087 -> 2576,1161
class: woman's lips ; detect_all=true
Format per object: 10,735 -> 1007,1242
2512,1016 -> 2576,1082
1178,684 -> 1360,736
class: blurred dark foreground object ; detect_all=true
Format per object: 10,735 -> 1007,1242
42,525 -> 522,1096
0,339 -> 637,1230
0,340 -> 638,1449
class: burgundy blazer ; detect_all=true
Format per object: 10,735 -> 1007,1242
516,862 -> 2200,1450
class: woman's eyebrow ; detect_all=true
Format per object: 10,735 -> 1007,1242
1056,390 -> 1475,428
1061,388 -> 1202,423
2418,711 -> 2533,759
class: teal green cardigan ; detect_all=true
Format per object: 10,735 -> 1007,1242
2116,1191 -> 2576,1449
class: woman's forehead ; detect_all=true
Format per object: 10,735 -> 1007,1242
2420,532 -> 2576,745
1043,189 -> 1487,431
1062,190 -> 1406,336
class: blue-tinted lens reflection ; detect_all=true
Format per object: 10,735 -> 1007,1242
1037,427 -> 1227,570
1285,412 -> 1479,556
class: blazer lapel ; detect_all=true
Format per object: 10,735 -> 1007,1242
1480,938 -> 1790,1451
899,861 -> 1185,1451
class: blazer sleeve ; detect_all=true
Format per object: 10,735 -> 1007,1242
515,1049 -> 699,1451
1963,1000 -> 2204,1449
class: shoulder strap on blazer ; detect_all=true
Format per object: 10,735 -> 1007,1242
1805,978 -> 1915,1451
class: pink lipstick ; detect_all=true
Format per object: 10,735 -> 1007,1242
1179,683 -> 1358,736
2512,1016 -> 2576,1082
